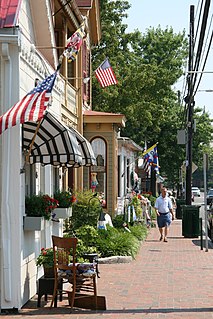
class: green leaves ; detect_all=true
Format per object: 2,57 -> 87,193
92,0 -> 213,186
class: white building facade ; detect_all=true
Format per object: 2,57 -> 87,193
0,0 -> 100,310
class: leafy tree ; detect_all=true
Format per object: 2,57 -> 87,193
92,0 -> 213,186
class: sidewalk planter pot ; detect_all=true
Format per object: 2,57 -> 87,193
23,216 -> 45,231
36,248 -> 54,277
43,266 -> 54,278
53,207 -> 72,219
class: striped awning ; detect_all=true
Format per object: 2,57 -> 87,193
22,111 -> 96,167
70,126 -> 96,166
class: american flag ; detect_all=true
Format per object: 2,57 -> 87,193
142,141 -> 150,173
95,58 -> 118,88
0,72 -> 57,135
142,157 -> 150,173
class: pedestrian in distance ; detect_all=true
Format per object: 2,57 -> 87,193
154,187 -> 175,242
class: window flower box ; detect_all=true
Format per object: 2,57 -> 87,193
53,207 -> 72,219
23,216 -> 45,231
24,193 -> 58,231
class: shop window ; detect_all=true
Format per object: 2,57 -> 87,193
25,163 -> 36,195
91,138 -> 107,204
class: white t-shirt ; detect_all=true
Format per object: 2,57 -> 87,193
155,195 -> 172,214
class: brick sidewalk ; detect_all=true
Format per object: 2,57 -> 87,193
1,219 -> 213,318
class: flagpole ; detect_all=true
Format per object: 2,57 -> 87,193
20,19 -> 84,171
142,143 -> 158,156
22,66 -> 62,172
25,120 -> 42,164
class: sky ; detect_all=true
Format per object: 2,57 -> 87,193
124,0 -> 213,118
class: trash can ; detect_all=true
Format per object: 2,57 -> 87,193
182,205 -> 200,238
176,199 -> 186,219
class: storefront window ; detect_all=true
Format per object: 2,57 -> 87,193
91,138 -> 106,204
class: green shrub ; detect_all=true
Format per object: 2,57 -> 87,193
95,227 -> 140,259
75,225 -> 98,248
71,204 -> 101,230
63,190 -> 150,260
112,214 -> 125,228
67,190 -> 102,230
129,224 -> 148,241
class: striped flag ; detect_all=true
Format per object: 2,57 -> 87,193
142,143 -> 160,174
0,72 -> 57,135
142,157 -> 150,173
95,58 -> 118,88
142,140 -> 150,173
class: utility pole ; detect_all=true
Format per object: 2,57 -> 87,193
185,5 -> 194,205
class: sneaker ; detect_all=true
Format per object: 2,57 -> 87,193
164,237 -> 168,242
159,235 -> 163,241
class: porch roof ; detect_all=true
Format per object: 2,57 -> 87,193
118,136 -> 143,152
83,110 -> 126,127
0,0 -> 21,28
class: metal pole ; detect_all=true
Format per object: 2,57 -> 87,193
185,5 -> 194,205
203,153 -> 208,251
200,218 -> 203,250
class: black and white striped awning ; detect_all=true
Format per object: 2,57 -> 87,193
22,111 -> 96,167
70,126 -> 96,166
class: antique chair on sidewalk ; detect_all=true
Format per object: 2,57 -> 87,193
50,235 -> 98,310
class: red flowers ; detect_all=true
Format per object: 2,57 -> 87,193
36,248 -> 54,267
42,195 -> 58,213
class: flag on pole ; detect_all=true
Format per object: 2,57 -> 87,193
95,58 -> 118,88
142,157 -> 150,173
142,141 -> 150,173
0,72 -> 57,135
63,24 -> 85,62
142,143 -> 160,174
142,140 -> 149,173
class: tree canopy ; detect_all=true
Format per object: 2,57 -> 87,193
91,0 -> 213,186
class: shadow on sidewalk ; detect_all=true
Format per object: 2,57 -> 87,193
192,239 -> 213,249
18,302 -> 213,316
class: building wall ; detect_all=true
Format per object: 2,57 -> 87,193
84,123 -> 118,216
0,2 -> 67,309
0,0 -> 100,309
0,33 -> 23,309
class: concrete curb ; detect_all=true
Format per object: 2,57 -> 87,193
98,256 -> 133,264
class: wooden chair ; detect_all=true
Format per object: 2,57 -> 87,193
50,235 -> 97,309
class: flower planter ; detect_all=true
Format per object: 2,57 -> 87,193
23,216 -> 45,231
53,207 -> 72,219
43,266 -> 55,278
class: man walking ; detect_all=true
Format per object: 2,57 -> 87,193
155,187 -> 174,242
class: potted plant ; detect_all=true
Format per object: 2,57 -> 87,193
53,190 -> 74,219
24,194 -> 58,230
36,247 -> 54,278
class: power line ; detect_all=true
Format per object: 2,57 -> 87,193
192,0 -> 211,92
194,24 -> 213,95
